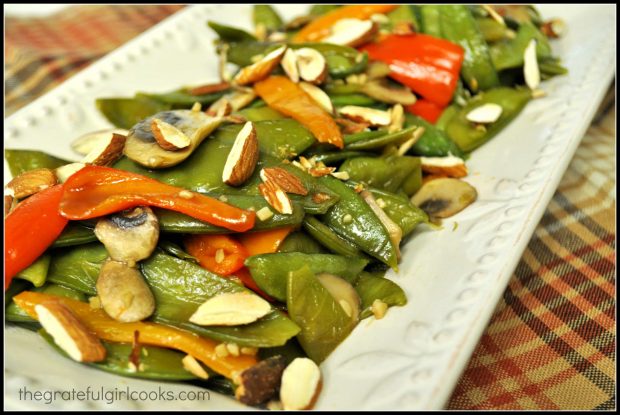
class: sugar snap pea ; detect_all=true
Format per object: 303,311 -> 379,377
339,155 -> 420,194
302,216 -> 364,258
490,22 -> 552,71
355,274 -> 407,319
15,254 -> 50,288
253,5 -> 283,32
52,222 -> 97,248
96,96 -> 171,129
405,114 -> 464,157
208,21 -> 257,42
277,231 -> 326,254
367,187 -> 429,236
4,149 -> 69,177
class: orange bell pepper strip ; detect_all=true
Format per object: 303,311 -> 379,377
184,234 -> 249,276
60,165 -> 255,233
237,226 -> 295,256
254,76 -> 343,149
5,185 -> 68,290
13,291 -> 257,379
292,4 -> 399,42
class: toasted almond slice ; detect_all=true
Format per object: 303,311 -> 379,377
71,128 -> 128,156
228,89 -> 257,111
361,190 -> 403,259
339,105 -> 392,126
523,39 -> 540,90
259,180 -> 294,214
335,117 -> 370,134
55,163 -> 86,183
207,97 -> 233,117
189,291 -> 271,326
295,48 -> 327,84
151,118 -> 191,151
35,302 -> 106,363
482,4 -> 505,26
316,273 -> 360,323
397,127 -> 425,156
4,194 -> 16,217
321,18 -> 377,48
7,168 -> 57,199
299,82 -> 333,114
541,18 -> 565,38
182,355 -> 210,379
308,166 -> 336,177
81,133 -> 126,166
218,43 -> 233,82
281,48 -> 300,83
420,155 -> 468,178
388,104 -> 405,133
222,121 -> 259,186
280,358 -> 322,410
234,45 -> 287,86
466,103 -> 503,124
260,167 -> 308,195
330,171 -> 350,181
189,81 -> 230,96
411,178 -> 478,219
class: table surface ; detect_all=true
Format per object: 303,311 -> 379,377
4,5 -> 616,410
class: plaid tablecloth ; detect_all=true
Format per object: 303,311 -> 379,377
4,5 -> 616,410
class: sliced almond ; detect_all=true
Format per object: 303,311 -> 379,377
72,128 -> 128,156
7,168 -> 57,199
281,48 -> 300,83
482,4 -> 505,26
397,127 -> 425,156
236,355 -> 287,406
207,97 -> 233,117
335,117 -> 370,134
465,103 -> 503,124
234,45 -> 287,86
189,291 -> 271,326
189,81 -> 230,96
388,104 -> 405,133
280,357 -> 322,410
259,180 -> 294,214
339,105 -> 392,126
295,47 -> 328,84
182,354 -> 210,379
81,133 -> 126,166
308,166 -> 336,177
321,18 -> 377,48
420,155 -> 468,178
219,43 -> 233,82
411,178 -> 477,219
523,39 -> 540,90
361,190 -> 403,259
260,167 -> 308,195
55,163 -> 86,183
316,273 -> 361,323
35,302 -> 106,363
371,299 -> 389,319
256,206 -> 274,221
228,89 -> 257,111
541,18 -> 565,38
222,121 -> 259,186
151,118 -> 191,151
299,82 -> 333,114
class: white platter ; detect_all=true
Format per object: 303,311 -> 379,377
4,4 -> 616,411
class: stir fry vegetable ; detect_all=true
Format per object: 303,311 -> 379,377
5,4 -> 567,410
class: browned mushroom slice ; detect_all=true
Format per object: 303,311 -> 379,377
410,178 -> 477,219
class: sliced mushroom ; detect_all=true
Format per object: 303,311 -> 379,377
71,128 -> 128,155
235,355 -> 288,406
96,259 -> 155,323
361,79 -> 417,105
410,178 -> 477,219
316,273 -> 361,323
295,47 -> 328,84
361,190 -> 403,259
321,18 -> 378,48
94,206 -> 159,264
124,110 -> 222,168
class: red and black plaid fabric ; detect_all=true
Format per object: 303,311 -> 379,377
4,5 -> 616,410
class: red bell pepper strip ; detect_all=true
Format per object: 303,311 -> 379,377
360,34 -> 465,107
59,165 -> 255,233
184,234 -> 249,276
5,185 -> 68,290
406,99 -> 445,124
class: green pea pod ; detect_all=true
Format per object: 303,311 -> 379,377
277,231 -> 326,254
142,252 -> 300,347
226,41 -> 280,67
46,243 -> 107,295
434,105 -> 460,131
476,17 -> 510,43
440,5 -> 500,92
302,217 -> 364,258
538,59 -> 568,77
96,96 -> 171,129
6,284 -> 86,323
345,127 -> 419,151
367,187 -> 429,236
417,5 -> 443,37
310,150 -> 373,166
355,274 -> 407,319
330,94 -> 377,107
318,176 -> 399,269
15,254 -> 50,288
245,253 -> 368,301
158,240 -> 199,263
237,106 -> 286,122
490,22 -> 552,71
405,114 -> 464,157
309,4 -> 341,16
207,21 -> 257,42
4,150 -> 69,177
155,195 -> 305,234
323,82 -> 362,95
446,87 -> 532,152
400,163 -> 423,196
287,265 -> 354,363
253,5 -> 283,32
343,130 -> 385,145
137,89 -> 229,108
387,5 -> 420,31
52,222 -> 97,248
339,155 -> 420,194
39,330 -> 198,381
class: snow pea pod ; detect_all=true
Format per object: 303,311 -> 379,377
434,105 -> 459,131
477,17 -> 511,43
287,265 -> 354,363
96,96 -> 171,129
39,330 -> 198,381
137,89 -> 229,108
208,21 -> 257,42
253,5 -> 283,31
388,5 -> 420,31
417,5 -> 443,38
445,87 -> 532,152
51,222 -> 97,248
245,253 -> 368,301
141,252 -> 300,347
343,130 -> 385,145
15,254 -> 50,288
339,155 -> 421,194
302,216 -> 363,258
440,5 -> 500,92
330,93 -> 377,107
237,106 -> 286,122
4,149 -> 69,177
367,187 -> 429,236
405,113 -> 464,157
46,242 -> 107,295
345,127 -> 419,151
490,22 -> 552,71
310,150 -> 372,166
278,164 -> 341,215
277,231 -> 326,254
309,4 -> 341,16
6,284 -> 86,323
318,176 -> 399,269
355,274 -> 407,319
